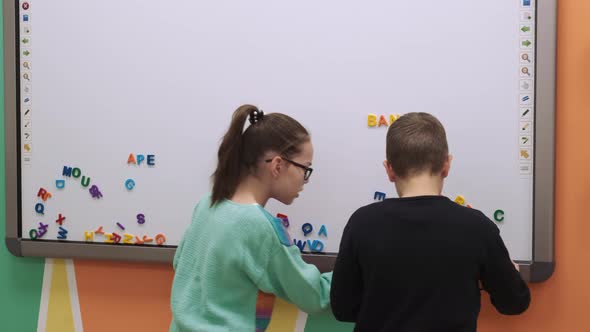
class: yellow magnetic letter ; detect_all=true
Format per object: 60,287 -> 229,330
454,195 -> 466,206
123,234 -> 134,244
368,114 -> 377,127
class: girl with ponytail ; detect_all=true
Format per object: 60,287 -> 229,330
170,104 -> 332,331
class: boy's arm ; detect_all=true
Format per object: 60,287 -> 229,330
330,217 -> 363,322
480,222 -> 531,315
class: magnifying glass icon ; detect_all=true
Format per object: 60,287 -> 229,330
23,61 -> 30,69
521,67 -> 531,76
23,73 -> 30,81
521,53 -> 531,63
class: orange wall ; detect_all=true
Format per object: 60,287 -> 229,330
72,1 -> 590,331
74,261 -> 174,331
478,1 -> 590,331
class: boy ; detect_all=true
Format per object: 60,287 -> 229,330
330,112 -> 530,332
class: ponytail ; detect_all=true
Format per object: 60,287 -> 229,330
211,104 -> 257,205
211,104 -> 309,206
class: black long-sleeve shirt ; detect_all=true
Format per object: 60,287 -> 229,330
330,196 -> 530,332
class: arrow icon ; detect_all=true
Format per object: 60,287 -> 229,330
521,26 -> 531,33
520,150 -> 530,159
522,40 -> 532,47
22,38 -> 30,44
22,50 -> 30,56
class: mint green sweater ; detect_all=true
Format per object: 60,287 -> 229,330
170,195 -> 332,332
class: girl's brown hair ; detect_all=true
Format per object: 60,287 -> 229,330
211,104 -> 309,205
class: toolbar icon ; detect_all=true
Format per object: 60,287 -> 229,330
520,66 -> 532,77
521,39 -> 532,48
520,107 -> 532,119
519,164 -> 532,175
520,149 -> 532,160
520,94 -> 532,105
520,25 -> 532,34
520,121 -> 532,133
520,80 -> 532,91
521,12 -> 533,21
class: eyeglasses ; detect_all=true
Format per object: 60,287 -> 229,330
265,157 -> 313,181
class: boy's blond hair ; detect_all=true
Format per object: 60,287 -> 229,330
386,112 -> 448,178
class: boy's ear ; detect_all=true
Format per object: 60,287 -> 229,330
383,160 -> 397,182
441,154 -> 453,178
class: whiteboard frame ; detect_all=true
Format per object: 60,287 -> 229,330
3,0 -> 555,280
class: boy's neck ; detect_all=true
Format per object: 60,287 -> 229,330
395,173 -> 444,198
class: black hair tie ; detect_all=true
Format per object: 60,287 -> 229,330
248,109 -> 264,124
